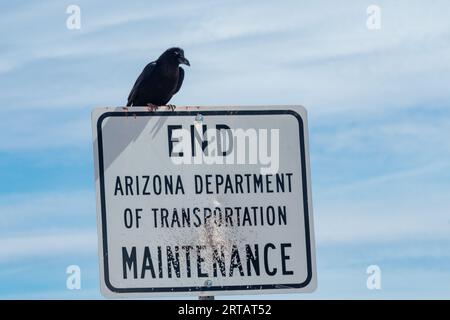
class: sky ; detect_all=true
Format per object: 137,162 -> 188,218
1,0 -> 450,299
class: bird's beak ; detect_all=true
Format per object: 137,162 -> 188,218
178,56 -> 190,66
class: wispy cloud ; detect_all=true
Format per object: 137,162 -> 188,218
0,190 -> 95,233
1,0 -> 450,299
0,229 -> 97,262
315,205 -> 450,245
322,161 -> 450,195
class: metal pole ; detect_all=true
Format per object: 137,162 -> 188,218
199,280 -> 214,300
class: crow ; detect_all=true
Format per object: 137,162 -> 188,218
126,47 -> 190,110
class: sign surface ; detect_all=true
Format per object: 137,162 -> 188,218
92,106 -> 316,297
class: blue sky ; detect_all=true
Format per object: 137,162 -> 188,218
1,0 -> 450,299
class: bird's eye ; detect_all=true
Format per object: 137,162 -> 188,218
174,51 -> 180,55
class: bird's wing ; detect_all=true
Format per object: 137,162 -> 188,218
173,67 -> 185,94
127,62 -> 156,106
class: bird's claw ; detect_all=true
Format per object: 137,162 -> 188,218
166,104 -> 176,111
146,104 -> 159,112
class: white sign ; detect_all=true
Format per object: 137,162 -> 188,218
92,106 -> 316,297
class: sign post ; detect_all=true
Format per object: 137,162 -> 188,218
92,105 -> 317,298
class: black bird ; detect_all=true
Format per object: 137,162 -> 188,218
126,47 -> 190,109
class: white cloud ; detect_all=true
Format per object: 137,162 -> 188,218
0,189 -> 93,213
314,165 -> 450,245
315,206 -> 450,245
0,229 -> 97,262
324,161 -> 450,196
1,0 -> 449,124
1,113 -> 92,151
311,111 -> 450,169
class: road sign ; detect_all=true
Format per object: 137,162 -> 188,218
92,105 -> 316,297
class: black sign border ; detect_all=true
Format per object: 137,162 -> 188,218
97,109 -> 313,293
